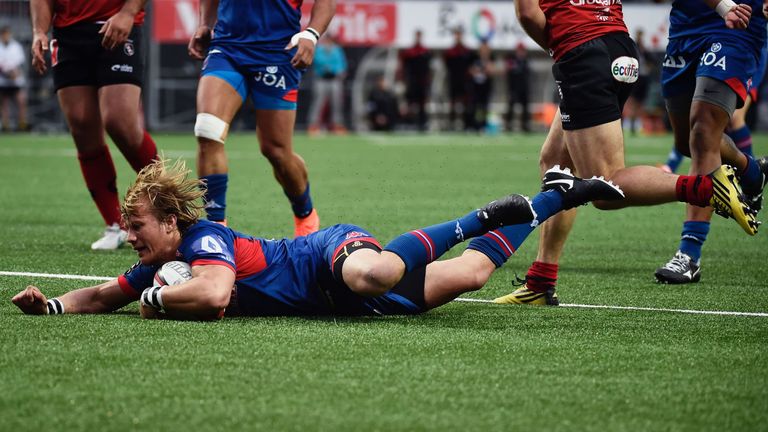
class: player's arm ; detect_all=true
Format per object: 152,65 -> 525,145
140,264 -> 234,320
29,0 -> 53,75
12,279 -> 135,315
99,0 -> 148,50
515,0 -> 548,51
188,0 -> 219,60
702,0 -> 752,29
286,0 -> 337,68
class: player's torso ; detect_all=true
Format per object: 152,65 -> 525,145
211,0 -> 303,64
669,0 -> 767,45
540,0 -> 627,60
53,0 -> 145,27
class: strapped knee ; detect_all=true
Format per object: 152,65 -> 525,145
194,113 -> 229,144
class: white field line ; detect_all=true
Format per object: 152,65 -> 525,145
3,270 -> 766,318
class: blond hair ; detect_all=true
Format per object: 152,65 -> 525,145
121,158 -> 206,232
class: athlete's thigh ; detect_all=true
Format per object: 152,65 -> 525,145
198,53 -> 246,122
97,84 -> 142,123
57,85 -> 101,128
694,37 -> 757,109
256,109 -> 296,149
564,119 -> 626,177
95,26 -> 144,88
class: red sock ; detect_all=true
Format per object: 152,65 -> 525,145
78,146 -> 121,226
124,130 -> 158,173
675,175 -> 713,207
525,261 -> 558,293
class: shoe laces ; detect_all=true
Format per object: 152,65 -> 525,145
511,274 -> 527,287
662,252 -> 693,273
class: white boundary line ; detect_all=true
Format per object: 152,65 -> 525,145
3,270 -> 766,318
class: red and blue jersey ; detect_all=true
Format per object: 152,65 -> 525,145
210,0 -> 304,65
118,221 -> 422,316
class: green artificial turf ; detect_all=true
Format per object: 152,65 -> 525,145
0,132 -> 766,431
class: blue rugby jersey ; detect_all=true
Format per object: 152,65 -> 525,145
119,221 -> 422,316
210,0 -> 304,65
669,0 -> 766,48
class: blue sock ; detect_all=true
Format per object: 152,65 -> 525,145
679,221 -> 710,262
286,183 -> 314,218
201,174 -> 228,222
727,125 -> 753,157
467,190 -> 563,267
738,155 -> 762,195
665,148 -> 684,173
384,210 -> 485,272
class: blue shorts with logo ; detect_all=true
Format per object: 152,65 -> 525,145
662,33 -> 760,105
201,46 -> 302,110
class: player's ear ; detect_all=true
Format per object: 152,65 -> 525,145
163,214 -> 178,233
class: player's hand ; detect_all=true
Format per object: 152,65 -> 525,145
724,3 -> 752,29
31,31 -> 49,75
287,38 -> 316,69
188,26 -> 213,60
99,11 -> 135,50
11,286 -> 48,315
139,302 -> 165,320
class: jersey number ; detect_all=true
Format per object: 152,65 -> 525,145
201,235 -> 224,254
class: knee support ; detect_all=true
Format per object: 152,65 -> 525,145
194,113 -> 229,144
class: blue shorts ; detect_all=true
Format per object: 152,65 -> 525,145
201,48 -> 301,110
303,224 -> 426,316
662,34 -> 761,105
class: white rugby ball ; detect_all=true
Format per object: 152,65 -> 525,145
153,261 -> 193,287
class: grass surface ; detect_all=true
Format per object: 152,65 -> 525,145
0,132 -> 766,431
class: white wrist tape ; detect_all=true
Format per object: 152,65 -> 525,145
46,298 -> 64,315
288,28 -> 320,48
141,286 -> 165,310
715,0 -> 738,18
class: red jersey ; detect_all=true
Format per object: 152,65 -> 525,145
540,0 -> 627,61
53,0 -> 145,28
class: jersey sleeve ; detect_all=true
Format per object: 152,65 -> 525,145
118,261 -> 160,299
178,221 -> 236,273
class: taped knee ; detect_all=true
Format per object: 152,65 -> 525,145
194,113 -> 229,144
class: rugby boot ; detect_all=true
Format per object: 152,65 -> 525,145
708,165 -> 759,236
294,208 -> 320,237
478,194 -> 536,229
91,223 -> 128,250
541,165 -> 625,209
493,285 -> 560,306
654,250 -> 701,284
741,156 -> 768,212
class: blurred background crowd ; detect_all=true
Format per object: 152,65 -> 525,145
1,0 -> 766,135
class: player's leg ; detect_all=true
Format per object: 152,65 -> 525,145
727,96 -> 753,157
195,61 -> 245,224
255,108 -> 319,236
15,88 -> 28,130
341,193 -> 537,297
0,91 -> 9,130
307,78 -> 328,133
492,114 -> 575,305
58,86 -> 126,249
98,84 -> 157,172
96,25 -> 157,174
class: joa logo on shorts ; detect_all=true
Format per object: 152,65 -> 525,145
254,66 -> 287,89
610,56 -> 639,83
700,42 -> 727,71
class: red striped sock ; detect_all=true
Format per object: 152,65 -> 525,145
78,146 -> 120,225
525,261 -> 558,293
675,175 -> 713,207
124,130 -> 158,173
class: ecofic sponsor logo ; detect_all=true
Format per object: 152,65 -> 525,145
610,56 -> 639,83
111,64 -> 134,73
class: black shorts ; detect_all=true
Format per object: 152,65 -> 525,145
553,32 -> 639,131
51,23 -> 144,91
0,87 -> 20,98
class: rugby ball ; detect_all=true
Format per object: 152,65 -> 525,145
153,261 -> 193,287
